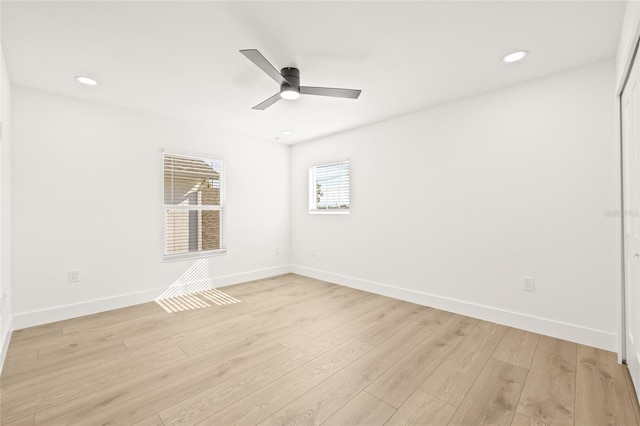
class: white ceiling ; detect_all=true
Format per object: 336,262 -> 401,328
1,1 -> 626,144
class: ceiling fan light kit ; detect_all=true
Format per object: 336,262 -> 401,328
280,89 -> 300,100
240,49 -> 361,110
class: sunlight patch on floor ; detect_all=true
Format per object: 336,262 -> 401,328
156,288 -> 240,313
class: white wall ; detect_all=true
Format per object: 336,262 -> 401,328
0,49 -> 13,370
291,59 -> 619,351
11,86 -> 290,328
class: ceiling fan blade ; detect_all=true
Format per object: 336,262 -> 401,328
240,49 -> 289,85
300,86 -> 361,99
252,93 -> 281,110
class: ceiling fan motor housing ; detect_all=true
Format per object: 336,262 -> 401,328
281,67 -> 300,92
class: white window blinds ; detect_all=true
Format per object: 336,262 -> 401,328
163,153 -> 224,258
309,161 -> 350,213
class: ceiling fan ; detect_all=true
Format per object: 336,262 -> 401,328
240,49 -> 362,110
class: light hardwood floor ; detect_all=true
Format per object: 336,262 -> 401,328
1,273 -> 638,425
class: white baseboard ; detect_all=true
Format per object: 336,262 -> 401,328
291,265 -> 617,352
0,315 -> 13,375
11,263 -> 617,352
12,265 -> 291,330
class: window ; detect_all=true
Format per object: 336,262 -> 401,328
309,160 -> 350,214
163,153 -> 225,259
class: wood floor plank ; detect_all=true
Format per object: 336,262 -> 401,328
79,312 -> 194,351
177,319 -> 287,357
354,301 -> 433,346
62,342 -> 285,426
132,413 -> 167,426
21,310 -> 172,354
384,389 -> 456,426
129,290 -> 310,349
624,364 -> 640,424
257,310 -> 454,426
510,412 -> 549,426
420,320 -> 507,406
234,289 -> 380,351
159,321 -> 374,426
249,285 -> 364,321
575,345 -> 638,426
0,350 -> 38,382
1,343 -> 184,399
123,315 -> 261,350
240,281 -> 351,317
60,302 -> 165,335
4,346 -> 38,362
8,306 -> 172,355
515,335 -> 576,425
36,340 -> 287,425
7,322 -> 62,345
0,404 -> 36,426
1,342 -> 128,388
35,334 -> 128,367
282,280 -> 343,300
1,346 -> 188,421
141,287 -> 366,356
274,296 -> 399,349
365,314 -> 477,408
61,304 -> 168,336
1,413 -> 35,426
351,298 -> 414,326
193,339 -> 374,426
492,327 -> 540,369
122,311 -> 261,351
449,358 -> 528,426
321,391 -> 395,426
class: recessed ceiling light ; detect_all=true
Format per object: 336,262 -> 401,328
273,137 -> 281,141
502,50 -> 528,63
281,131 -> 292,136
75,76 -> 98,86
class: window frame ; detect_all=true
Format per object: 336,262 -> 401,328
162,151 -> 226,261
308,160 -> 350,215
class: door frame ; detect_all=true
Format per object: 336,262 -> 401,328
618,20 -> 640,364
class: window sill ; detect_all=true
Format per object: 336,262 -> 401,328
162,248 -> 227,262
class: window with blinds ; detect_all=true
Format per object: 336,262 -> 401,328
163,153 -> 225,259
309,161 -> 350,214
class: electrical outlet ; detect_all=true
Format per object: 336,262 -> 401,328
311,248 -> 317,258
68,270 -> 80,283
275,246 -> 280,254
523,276 -> 535,292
